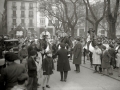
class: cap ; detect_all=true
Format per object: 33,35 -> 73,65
5,52 -> 18,62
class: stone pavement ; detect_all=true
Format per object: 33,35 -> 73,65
38,59 -> 120,90
81,58 -> 120,81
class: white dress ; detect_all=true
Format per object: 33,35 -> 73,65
92,48 -> 102,65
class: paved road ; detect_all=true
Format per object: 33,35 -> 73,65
38,61 -> 120,90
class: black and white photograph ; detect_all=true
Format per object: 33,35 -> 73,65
0,0 -> 120,90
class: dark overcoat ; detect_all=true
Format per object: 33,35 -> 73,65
102,50 -> 111,68
42,57 -> 54,75
0,63 -> 26,90
55,48 -> 70,71
73,42 -> 82,64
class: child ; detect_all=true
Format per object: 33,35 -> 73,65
42,51 -> 54,90
11,73 -> 28,90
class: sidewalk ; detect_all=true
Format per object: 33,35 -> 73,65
80,58 -> 120,81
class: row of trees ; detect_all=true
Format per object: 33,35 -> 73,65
39,0 -> 120,39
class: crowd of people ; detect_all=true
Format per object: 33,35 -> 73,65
0,34 -> 120,90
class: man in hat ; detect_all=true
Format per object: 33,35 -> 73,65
73,37 -> 82,73
27,50 -> 38,90
0,52 -> 26,90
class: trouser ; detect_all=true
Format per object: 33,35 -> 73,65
27,77 -> 37,90
89,52 -> 93,67
42,75 -> 50,87
75,64 -> 80,72
60,71 -> 68,80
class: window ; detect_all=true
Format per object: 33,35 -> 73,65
29,3 -> 33,9
13,19 -> 16,25
40,18 -> 45,26
21,2 -> 25,9
13,11 -> 16,17
21,11 -> 25,17
21,19 -> 24,23
29,11 -> 33,17
12,2 -> 16,9
29,19 -> 33,26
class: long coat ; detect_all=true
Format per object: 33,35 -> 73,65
0,63 -> 26,90
92,48 -> 102,65
102,50 -> 111,68
73,42 -> 82,64
42,56 -> 54,75
55,48 -> 70,71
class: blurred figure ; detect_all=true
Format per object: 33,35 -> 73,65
73,38 -> 82,73
0,52 -> 26,90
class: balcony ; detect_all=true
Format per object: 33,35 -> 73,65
12,14 -> 17,18
12,6 -> 17,10
21,6 -> 25,10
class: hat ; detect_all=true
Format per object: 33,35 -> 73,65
102,45 -> 106,50
76,37 -> 80,41
17,73 -> 28,84
109,44 -> 114,48
5,52 -> 18,62
60,43 -> 65,48
30,50 -> 37,56
22,45 -> 26,48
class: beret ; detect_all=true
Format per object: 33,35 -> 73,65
5,52 -> 18,62
30,50 -> 37,56
109,44 -> 114,48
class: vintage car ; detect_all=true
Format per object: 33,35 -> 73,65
4,39 -> 19,54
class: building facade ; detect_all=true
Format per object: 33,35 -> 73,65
4,0 -> 55,38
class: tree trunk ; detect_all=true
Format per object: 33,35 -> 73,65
71,28 -> 74,37
107,22 -> 116,39
93,22 -> 99,35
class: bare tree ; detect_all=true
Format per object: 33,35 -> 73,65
106,0 -> 120,39
83,0 -> 107,35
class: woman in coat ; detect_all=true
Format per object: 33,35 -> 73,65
54,43 -> 70,82
92,45 -> 102,73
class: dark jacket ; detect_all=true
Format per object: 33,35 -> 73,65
42,56 -> 54,75
27,57 -> 37,77
55,48 -> 70,71
27,45 -> 37,56
0,63 -> 26,90
73,42 -> 82,64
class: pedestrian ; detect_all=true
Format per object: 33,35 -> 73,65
73,37 -> 82,73
27,50 -> 38,90
42,51 -> 54,90
0,52 -> 26,90
116,47 -> 120,77
11,73 -> 28,90
18,45 -> 28,63
101,46 -> 111,75
92,44 -> 102,73
108,44 -> 116,75
54,43 -> 70,82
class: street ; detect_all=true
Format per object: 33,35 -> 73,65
38,60 -> 120,90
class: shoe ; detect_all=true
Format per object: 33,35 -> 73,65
60,79 -> 63,81
42,87 -> 45,90
64,79 -> 67,82
46,85 -> 50,88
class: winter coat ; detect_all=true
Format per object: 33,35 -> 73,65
42,56 -> 54,75
55,48 -> 70,71
73,42 -> 82,64
102,50 -> 111,68
92,48 -> 102,65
